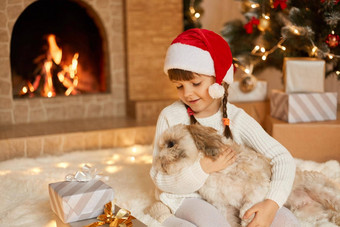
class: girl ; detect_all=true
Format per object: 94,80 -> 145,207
150,28 -> 299,227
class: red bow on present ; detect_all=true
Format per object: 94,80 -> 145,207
244,17 -> 259,34
273,0 -> 287,9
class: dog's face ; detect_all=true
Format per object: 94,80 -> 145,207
155,124 -> 200,174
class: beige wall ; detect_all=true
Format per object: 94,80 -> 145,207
125,0 -> 181,102
200,0 -> 243,34
125,0 -> 182,120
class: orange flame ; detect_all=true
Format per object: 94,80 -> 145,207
20,34 -> 80,98
47,34 -> 62,65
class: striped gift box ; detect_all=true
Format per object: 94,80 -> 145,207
48,180 -> 114,223
270,90 -> 337,123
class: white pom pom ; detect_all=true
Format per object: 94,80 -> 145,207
208,83 -> 225,99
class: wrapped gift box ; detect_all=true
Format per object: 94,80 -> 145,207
228,80 -> 267,102
270,90 -> 337,123
283,57 -> 325,93
54,205 -> 147,227
49,180 -> 114,223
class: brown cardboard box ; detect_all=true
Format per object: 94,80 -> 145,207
265,111 -> 340,162
232,101 -> 270,128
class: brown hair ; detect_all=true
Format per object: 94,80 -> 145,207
168,69 -> 233,139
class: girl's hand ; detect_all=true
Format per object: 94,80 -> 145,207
200,146 -> 236,174
243,199 -> 279,227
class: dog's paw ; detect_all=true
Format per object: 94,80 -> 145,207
145,201 -> 172,223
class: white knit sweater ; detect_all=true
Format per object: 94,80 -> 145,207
150,101 -> 296,213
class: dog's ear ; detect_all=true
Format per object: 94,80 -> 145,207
186,124 -> 225,159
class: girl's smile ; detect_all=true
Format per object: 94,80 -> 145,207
172,74 -> 221,118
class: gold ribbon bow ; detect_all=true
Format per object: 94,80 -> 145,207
84,201 -> 135,227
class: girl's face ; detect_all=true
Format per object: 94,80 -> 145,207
172,74 -> 221,118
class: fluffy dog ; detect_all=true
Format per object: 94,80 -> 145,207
150,124 -> 340,226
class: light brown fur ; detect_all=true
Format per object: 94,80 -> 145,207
150,124 -> 340,226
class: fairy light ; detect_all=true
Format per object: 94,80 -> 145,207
328,54 -> 334,59
0,170 -> 11,176
311,46 -> 318,55
30,167 -> 42,174
105,166 -> 122,174
251,45 -> 260,54
250,3 -> 258,8
56,162 -> 69,168
260,47 -> 266,53
336,71 -> 340,75
130,156 -> 136,162
278,44 -> 286,51
262,54 -> 267,61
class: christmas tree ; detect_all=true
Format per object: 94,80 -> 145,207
183,0 -> 204,30
221,0 -> 340,79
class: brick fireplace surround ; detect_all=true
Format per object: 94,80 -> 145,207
0,0 -> 182,161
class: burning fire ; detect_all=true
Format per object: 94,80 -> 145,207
20,34 -> 80,97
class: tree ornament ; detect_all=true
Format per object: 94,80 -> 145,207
258,16 -> 270,31
239,74 -> 257,93
273,0 -> 287,9
244,17 -> 259,34
326,33 -> 340,48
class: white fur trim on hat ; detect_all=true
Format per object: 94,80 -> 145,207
209,83 -> 225,99
164,43 -> 215,76
223,65 -> 234,84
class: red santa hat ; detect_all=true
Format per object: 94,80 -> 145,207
164,28 -> 234,99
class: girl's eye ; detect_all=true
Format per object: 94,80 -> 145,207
193,82 -> 201,86
176,85 -> 183,89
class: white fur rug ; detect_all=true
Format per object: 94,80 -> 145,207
0,145 -> 339,227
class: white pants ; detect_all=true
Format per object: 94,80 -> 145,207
163,198 -> 300,227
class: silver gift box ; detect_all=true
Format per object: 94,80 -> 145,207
283,57 -> 325,93
49,180 -> 114,223
270,90 -> 337,123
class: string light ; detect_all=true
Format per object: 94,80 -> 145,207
278,44 -> 286,51
251,38 -> 287,61
251,3 -> 259,8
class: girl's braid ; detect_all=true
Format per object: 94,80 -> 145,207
222,83 -> 233,139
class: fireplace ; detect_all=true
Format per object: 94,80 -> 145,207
1,0 -> 125,125
11,0 -> 107,98
0,0 -> 182,161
